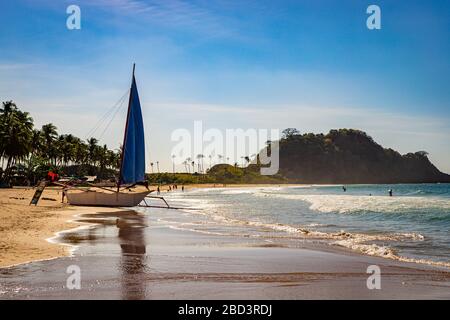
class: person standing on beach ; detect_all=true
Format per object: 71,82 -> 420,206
157,186 -> 160,195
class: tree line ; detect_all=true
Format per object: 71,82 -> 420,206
0,101 -> 120,186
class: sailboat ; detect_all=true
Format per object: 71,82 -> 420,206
65,64 -> 150,207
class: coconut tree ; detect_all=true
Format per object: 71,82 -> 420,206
196,154 -> 205,173
186,157 -> 192,173
41,123 -> 58,165
0,102 -> 34,180
182,160 -> 188,173
57,134 -> 77,166
107,149 -> 120,169
87,137 -> 99,166
30,129 -> 42,156
74,140 -> 89,165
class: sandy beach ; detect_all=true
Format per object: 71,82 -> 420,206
0,187 -> 81,268
0,184 -> 301,268
0,187 -> 138,268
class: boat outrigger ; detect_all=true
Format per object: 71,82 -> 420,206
65,64 -> 150,207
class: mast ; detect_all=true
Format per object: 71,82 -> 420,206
117,63 -> 136,192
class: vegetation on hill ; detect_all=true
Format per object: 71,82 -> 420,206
266,128 -> 450,184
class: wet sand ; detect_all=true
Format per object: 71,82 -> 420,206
1,208 -> 449,299
0,184 -> 303,268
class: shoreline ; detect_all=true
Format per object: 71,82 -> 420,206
1,183 -> 449,270
1,206 -> 449,299
1,184 -> 449,299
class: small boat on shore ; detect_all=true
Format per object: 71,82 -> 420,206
65,64 -> 149,207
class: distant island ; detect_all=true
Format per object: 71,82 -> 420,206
269,128 -> 450,184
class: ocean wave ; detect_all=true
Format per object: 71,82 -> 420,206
332,237 -> 450,268
253,193 -> 450,215
164,190 -> 450,269
220,189 -> 260,195
182,207 -> 450,268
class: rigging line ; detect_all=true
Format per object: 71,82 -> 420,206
88,90 -> 128,135
85,94 -> 126,140
85,89 -> 129,139
97,94 -> 128,142
85,90 -> 128,139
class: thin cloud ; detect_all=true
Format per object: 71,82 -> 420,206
81,0 -> 236,38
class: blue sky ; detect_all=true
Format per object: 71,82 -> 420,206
1,0 -> 449,173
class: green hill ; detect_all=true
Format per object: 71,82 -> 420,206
264,129 -> 450,184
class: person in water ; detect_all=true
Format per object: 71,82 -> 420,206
389,189 -> 393,197
342,186 -> 347,192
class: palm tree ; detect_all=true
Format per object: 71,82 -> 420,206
98,144 -> 109,176
196,154 -> 202,173
41,123 -> 58,165
150,162 -> 154,173
0,102 -> 34,179
58,134 -> 77,166
30,129 -> 42,157
74,140 -> 88,165
196,154 -> 205,173
1,101 -> 124,184
201,154 -> 205,172
182,160 -> 188,173
156,161 -> 160,173
87,137 -> 99,166
186,157 -> 192,173
106,149 -> 120,169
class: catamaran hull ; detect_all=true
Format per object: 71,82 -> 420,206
65,190 -> 149,207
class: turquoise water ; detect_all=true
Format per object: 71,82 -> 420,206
164,184 -> 450,267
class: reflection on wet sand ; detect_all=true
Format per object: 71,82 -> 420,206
116,214 -> 148,300
71,211 -> 150,299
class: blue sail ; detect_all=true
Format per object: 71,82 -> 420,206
120,75 -> 145,185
